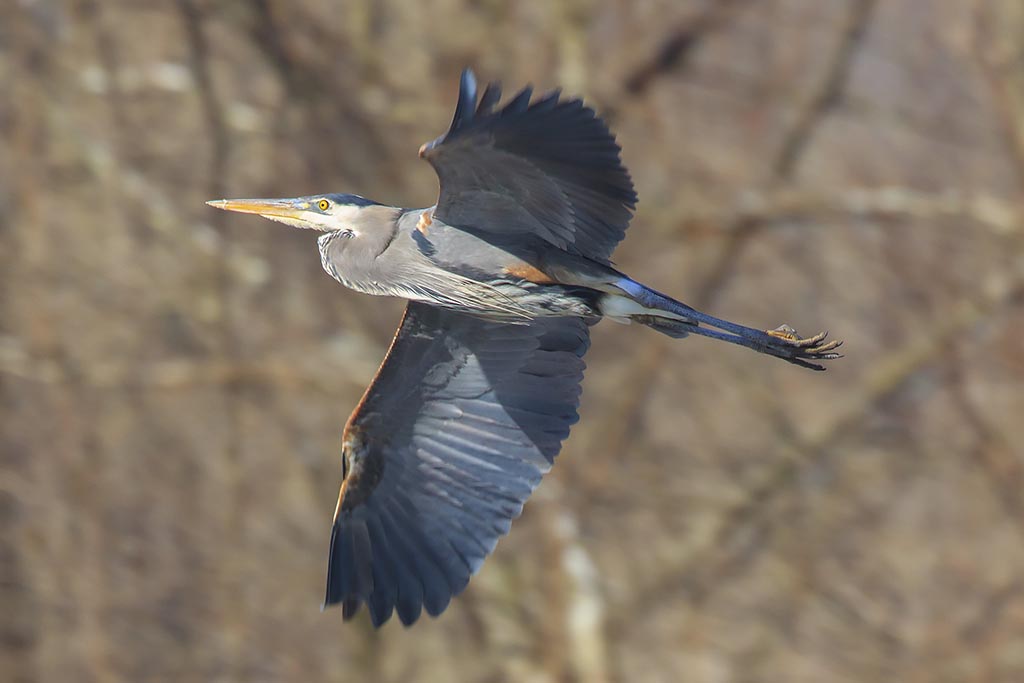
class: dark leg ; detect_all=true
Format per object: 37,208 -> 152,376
674,320 -> 842,371
620,280 -> 843,371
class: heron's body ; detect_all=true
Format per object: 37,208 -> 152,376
318,205 -> 625,321
208,69 -> 842,628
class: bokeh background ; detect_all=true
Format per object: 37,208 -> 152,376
4,0 -> 1024,681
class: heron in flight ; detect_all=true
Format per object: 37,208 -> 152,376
208,69 -> 841,627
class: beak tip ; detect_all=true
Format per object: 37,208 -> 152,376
206,199 -> 226,209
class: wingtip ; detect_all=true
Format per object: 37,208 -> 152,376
447,67 -> 480,134
342,598 -> 362,621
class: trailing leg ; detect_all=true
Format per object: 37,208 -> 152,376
598,277 -> 843,371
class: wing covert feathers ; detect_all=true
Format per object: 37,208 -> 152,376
422,68 -> 637,263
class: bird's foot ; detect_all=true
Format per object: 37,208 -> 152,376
762,324 -> 843,371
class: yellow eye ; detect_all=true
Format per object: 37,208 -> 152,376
317,199 -> 330,211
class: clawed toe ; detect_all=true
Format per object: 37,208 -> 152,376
812,338 -> 843,354
763,324 -> 844,370
766,325 -> 830,348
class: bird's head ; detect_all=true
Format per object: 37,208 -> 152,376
206,193 -> 383,232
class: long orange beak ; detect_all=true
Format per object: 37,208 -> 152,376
206,198 -> 309,219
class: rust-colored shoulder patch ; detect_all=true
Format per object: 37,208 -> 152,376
504,263 -> 558,285
416,208 -> 433,235
333,425 -> 384,520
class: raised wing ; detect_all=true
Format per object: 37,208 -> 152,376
324,302 -> 591,626
420,69 -> 637,263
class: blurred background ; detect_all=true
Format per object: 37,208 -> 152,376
3,0 -> 1024,681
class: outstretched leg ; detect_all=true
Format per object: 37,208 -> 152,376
600,277 -> 843,371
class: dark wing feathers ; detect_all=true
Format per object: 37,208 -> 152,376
421,68 -> 637,263
477,81 -> 503,116
324,302 -> 590,626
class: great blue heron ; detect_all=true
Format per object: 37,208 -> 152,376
207,69 -> 841,627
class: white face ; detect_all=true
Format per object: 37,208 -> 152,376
259,198 -> 364,232
320,202 -> 363,231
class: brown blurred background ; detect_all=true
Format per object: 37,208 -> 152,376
3,0 -> 1024,681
